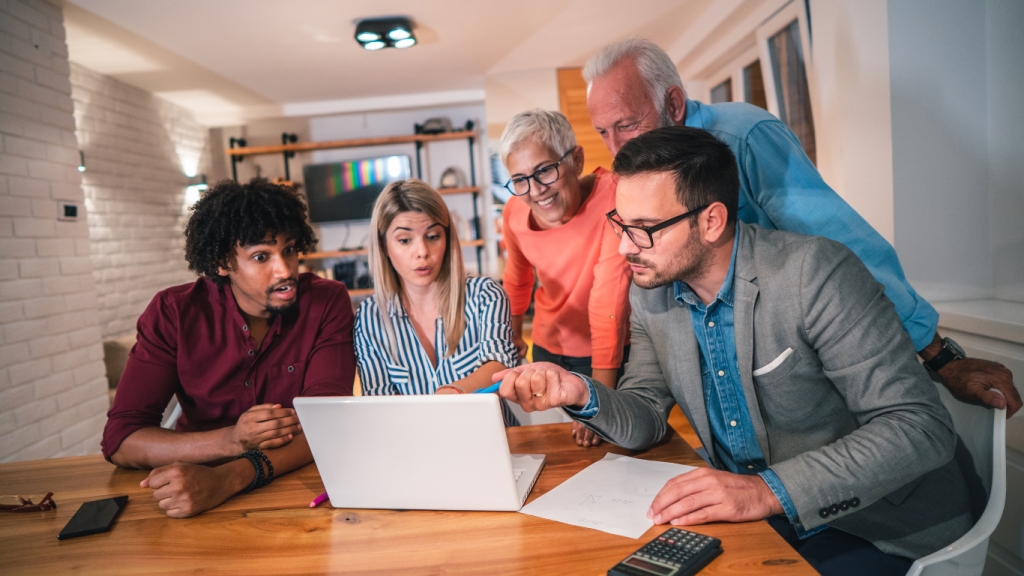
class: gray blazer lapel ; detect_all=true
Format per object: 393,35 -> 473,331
734,226 -> 771,463
665,289 -> 717,464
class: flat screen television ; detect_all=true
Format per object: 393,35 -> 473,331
303,155 -> 412,223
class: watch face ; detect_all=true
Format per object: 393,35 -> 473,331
944,337 -> 965,358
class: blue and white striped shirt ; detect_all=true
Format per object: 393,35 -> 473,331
354,276 -> 520,426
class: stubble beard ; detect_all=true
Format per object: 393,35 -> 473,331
627,225 -> 713,290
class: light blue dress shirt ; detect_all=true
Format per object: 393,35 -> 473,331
683,99 -> 938,351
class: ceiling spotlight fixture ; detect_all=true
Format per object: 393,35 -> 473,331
354,17 -> 417,51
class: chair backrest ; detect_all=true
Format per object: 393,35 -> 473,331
161,397 -> 181,429
906,385 -> 1006,576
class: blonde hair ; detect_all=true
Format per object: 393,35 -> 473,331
368,179 -> 466,359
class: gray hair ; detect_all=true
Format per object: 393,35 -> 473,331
583,38 -> 684,127
499,109 -> 577,168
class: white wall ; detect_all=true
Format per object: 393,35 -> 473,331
71,62 -> 207,339
808,0 -> 895,244
484,68 -> 559,142
987,0 -> 1024,305
889,0 -> 993,303
0,0 -> 108,462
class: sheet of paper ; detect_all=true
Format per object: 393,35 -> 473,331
519,453 -> 698,538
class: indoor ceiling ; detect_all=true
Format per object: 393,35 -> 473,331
63,0 -> 765,126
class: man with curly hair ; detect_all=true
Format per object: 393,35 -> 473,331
101,178 -> 356,518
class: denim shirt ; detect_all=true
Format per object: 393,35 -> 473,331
569,238 -> 824,539
683,99 -> 938,351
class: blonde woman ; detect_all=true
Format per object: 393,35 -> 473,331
353,179 -> 519,426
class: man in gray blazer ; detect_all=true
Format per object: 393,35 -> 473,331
496,127 -> 973,575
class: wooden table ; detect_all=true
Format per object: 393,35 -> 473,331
0,423 -> 815,575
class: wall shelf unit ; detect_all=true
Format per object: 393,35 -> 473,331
226,131 -> 485,273
301,239 -> 485,262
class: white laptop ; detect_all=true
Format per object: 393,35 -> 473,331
294,394 -> 545,511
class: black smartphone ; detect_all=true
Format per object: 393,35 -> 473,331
57,496 -> 129,540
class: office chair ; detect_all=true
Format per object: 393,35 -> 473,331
161,397 -> 181,430
906,386 -> 1006,576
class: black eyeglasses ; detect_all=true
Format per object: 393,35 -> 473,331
504,149 -> 573,196
606,205 -> 709,249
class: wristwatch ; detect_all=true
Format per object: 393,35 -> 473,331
923,337 -> 966,373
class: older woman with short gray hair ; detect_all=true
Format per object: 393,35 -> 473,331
499,109 -> 631,447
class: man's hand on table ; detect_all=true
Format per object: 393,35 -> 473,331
225,403 -> 301,452
648,468 -> 783,526
141,460 -> 250,518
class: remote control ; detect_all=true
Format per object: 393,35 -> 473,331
608,527 -> 722,576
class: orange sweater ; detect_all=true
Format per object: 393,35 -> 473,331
502,168 -> 631,369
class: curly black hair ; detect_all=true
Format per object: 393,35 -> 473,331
184,178 -> 317,283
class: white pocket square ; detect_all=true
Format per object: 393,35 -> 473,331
753,347 -> 794,377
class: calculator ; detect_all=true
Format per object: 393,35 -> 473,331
608,528 -> 722,576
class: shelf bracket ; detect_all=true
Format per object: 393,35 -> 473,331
468,135 -> 482,274
282,133 -> 297,181
415,141 -> 423,180
229,137 -> 246,182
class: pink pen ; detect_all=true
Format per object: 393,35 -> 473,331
309,491 -> 329,508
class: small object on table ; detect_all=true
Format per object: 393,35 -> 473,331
57,496 -> 129,540
0,492 -> 57,512
607,527 -> 722,576
309,492 -> 329,508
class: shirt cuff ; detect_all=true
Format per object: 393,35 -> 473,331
759,470 -> 828,539
562,373 -> 600,418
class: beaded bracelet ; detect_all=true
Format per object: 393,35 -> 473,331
233,450 -> 262,491
255,450 -> 275,487
435,384 -> 465,394
235,449 -> 276,493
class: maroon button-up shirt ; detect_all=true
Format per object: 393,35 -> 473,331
101,273 -> 355,461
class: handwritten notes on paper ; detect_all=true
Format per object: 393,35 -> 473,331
518,453 -> 698,538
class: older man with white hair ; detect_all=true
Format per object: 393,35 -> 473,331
582,38 -> 1019,417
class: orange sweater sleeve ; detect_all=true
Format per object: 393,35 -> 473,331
587,201 -> 632,369
502,201 -> 536,317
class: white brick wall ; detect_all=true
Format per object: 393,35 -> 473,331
70,63 -> 207,340
0,0 -> 108,463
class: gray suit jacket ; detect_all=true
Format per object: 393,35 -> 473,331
579,222 -> 972,559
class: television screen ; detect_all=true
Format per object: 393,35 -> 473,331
303,155 -> 412,223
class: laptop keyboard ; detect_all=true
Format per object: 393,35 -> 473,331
514,469 -> 524,481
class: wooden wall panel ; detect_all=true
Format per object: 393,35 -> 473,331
557,68 -> 614,175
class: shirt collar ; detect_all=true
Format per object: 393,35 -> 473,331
385,293 -> 407,318
682,98 -> 704,130
673,233 -> 739,309
213,276 -> 286,334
